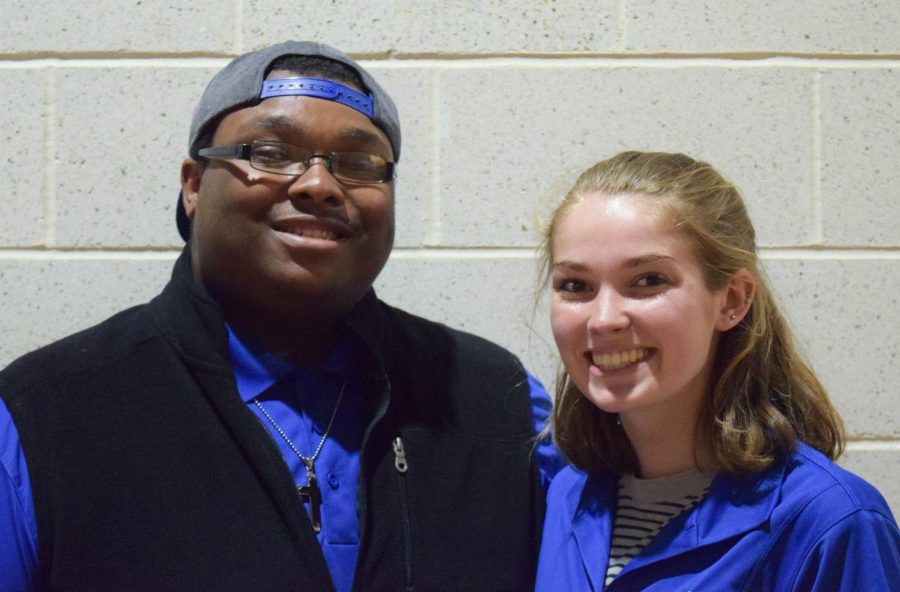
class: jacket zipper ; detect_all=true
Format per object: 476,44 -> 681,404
393,436 -> 414,591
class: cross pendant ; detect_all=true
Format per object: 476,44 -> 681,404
297,460 -> 322,533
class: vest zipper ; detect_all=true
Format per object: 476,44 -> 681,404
353,375 -> 390,592
393,436 -> 414,591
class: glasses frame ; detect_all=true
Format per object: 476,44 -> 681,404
197,140 -> 396,185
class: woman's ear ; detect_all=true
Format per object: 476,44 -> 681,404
716,268 -> 757,331
180,158 -> 203,219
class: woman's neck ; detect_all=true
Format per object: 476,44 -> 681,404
621,407 -> 712,479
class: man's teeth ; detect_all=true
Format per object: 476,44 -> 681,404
592,348 -> 650,371
282,226 -> 338,240
299,229 -> 337,239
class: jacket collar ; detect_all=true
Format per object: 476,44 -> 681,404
571,459 -> 788,587
569,470 -> 617,591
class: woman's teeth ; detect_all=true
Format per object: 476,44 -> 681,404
592,348 -> 650,371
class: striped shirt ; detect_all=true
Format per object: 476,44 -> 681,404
605,469 -> 713,588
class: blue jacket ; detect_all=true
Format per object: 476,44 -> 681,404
536,443 -> 900,591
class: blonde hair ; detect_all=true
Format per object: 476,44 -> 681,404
540,151 -> 844,475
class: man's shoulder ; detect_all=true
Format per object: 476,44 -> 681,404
374,301 -> 535,429
379,300 -> 522,367
0,302 -> 161,396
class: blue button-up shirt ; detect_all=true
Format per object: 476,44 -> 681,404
0,328 -> 562,592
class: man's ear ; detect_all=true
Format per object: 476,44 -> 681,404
716,268 -> 757,331
180,158 -> 203,219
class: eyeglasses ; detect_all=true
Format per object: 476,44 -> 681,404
197,140 -> 395,184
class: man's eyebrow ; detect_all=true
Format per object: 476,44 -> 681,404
337,127 -> 385,146
237,116 -> 390,154
241,115 -> 298,133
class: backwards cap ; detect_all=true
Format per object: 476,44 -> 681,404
176,40 -> 401,241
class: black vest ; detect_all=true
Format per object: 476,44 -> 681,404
0,251 -> 544,591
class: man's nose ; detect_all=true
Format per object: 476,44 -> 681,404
286,157 -> 344,206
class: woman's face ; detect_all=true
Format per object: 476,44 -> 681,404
550,192 -> 732,428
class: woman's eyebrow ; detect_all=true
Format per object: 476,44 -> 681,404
552,260 -> 589,272
552,255 -> 676,272
624,254 -> 676,268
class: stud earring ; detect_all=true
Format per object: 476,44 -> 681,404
730,314 -> 737,320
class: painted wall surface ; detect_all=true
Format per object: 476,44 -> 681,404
1,1 -> 898,512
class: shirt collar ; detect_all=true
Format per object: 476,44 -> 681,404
227,324 -> 360,403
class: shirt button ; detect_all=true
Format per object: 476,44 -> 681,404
327,473 -> 340,490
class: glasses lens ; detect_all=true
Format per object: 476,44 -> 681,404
331,152 -> 391,183
249,141 -> 308,175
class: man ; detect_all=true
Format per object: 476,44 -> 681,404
0,41 -> 559,591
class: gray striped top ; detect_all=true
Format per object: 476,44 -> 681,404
605,469 -> 714,588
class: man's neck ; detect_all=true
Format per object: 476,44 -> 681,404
222,307 -> 345,366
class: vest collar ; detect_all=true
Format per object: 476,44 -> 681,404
150,246 -> 395,380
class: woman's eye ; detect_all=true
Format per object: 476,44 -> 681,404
635,273 -> 668,288
554,279 -> 587,293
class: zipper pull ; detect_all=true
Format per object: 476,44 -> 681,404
393,437 -> 409,473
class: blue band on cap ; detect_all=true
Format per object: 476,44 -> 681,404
260,77 -> 375,118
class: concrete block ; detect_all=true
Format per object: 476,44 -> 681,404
820,69 -> 900,246
0,257 -> 176,368
624,0 -> 900,54
840,444 -> 900,517
437,65 -> 813,247
0,2 -> 235,53
243,0 -> 616,54
375,253 -> 558,385
55,66 -> 220,248
0,69 -> 47,247
764,258 -> 899,437
364,66 -> 433,247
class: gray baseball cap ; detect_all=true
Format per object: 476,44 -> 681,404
176,40 -> 401,241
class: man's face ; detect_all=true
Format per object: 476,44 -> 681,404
181,72 -> 395,322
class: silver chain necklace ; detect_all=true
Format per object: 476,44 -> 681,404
253,380 -> 346,533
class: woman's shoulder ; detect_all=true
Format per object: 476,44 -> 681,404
758,444 -> 900,590
782,443 -> 896,521
766,442 -> 899,560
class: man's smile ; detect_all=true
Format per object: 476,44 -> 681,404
271,216 -> 352,244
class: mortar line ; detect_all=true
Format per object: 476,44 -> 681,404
615,0 -> 627,52
810,69 -> 824,245
426,70 -> 442,246
43,68 -> 57,248
1,245 -> 898,261
234,0 -> 244,54
5,56 -> 900,69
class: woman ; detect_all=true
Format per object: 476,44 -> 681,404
535,151 -> 899,591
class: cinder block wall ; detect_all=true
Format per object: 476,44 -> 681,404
2,2 -> 898,511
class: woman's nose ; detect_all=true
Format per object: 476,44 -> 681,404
586,289 -> 630,333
